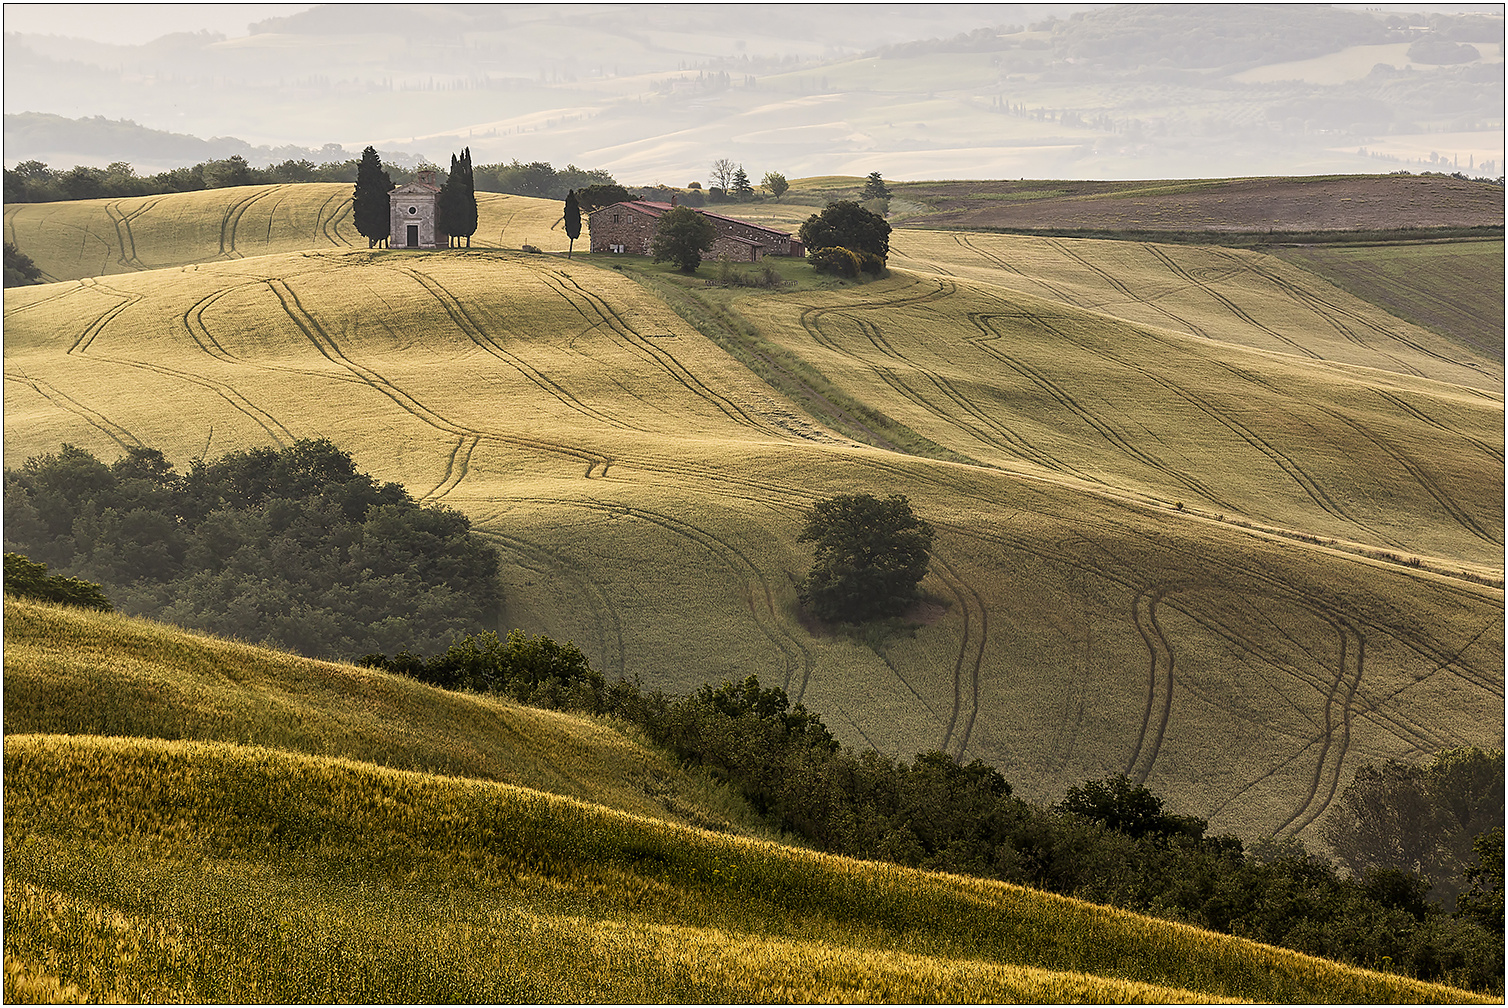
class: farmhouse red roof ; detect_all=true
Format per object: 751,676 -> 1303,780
593,200 -> 792,239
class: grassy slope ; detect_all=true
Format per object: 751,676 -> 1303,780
1271,240 -> 1506,365
0,607 -> 1489,1004
0,599 -> 750,834
1,183 -> 569,283
2,186 -> 1502,849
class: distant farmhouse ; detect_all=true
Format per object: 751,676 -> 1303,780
588,199 -> 805,261
390,169 -> 447,249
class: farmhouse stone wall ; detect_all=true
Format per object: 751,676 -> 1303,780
588,201 -> 803,261
390,171 -> 448,249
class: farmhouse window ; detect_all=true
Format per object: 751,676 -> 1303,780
407,206 -> 418,215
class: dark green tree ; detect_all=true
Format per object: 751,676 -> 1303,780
4,242 -> 43,286
796,493 -> 935,624
798,201 -> 892,263
575,182 -> 633,211
452,147 -> 478,247
861,171 -> 892,199
732,165 -> 754,201
1456,827 -> 1505,933
1061,774 -> 1207,841
352,146 -> 394,248
564,189 -> 581,258
650,205 -> 717,273
4,553 -> 113,611
1321,747 -> 1505,905
762,171 -> 789,198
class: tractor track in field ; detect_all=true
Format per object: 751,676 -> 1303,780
542,269 -> 786,436
1220,251 -> 1432,379
961,313 -> 1238,510
794,274 -> 1113,473
420,435 -> 480,502
951,233 -> 1087,307
394,266 -> 653,434
1142,245 -> 1324,361
931,555 -> 989,760
476,526 -> 628,680
218,186 -> 286,259
1122,580 -> 1364,831
3,280 -> 85,315
313,191 -> 353,247
1045,238 -> 1214,339
508,496 -> 814,698
67,278 -> 143,354
62,279 -> 297,445
971,302 -> 1394,544
1317,406 -> 1501,547
1373,389 -> 1505,464
1126,584 -> 1181,785
104,196 -> 165,271
263,276 -> 611,469
4,370 -> 141,450
1210,247 -> 1496,382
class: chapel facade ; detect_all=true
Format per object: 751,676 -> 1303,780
587,200 -> 805,262
389,169 -> 449,249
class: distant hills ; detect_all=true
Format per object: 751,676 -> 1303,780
4,3 -> 1502,181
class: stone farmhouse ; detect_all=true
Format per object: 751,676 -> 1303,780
390,169 -> 448,249
588,199 -> 805,262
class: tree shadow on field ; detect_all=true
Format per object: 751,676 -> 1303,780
794,589 -> 949,655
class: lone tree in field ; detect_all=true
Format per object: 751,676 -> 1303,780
564,189 -> 582,258
763,171 -> 789,198
651,205 -> 717,273
799,200 -> 892,264
797,493 -> 934,624
352,146 -> 394,248
861,171 -> 892,200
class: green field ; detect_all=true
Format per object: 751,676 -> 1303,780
3,184 -> 1502,850
2,602 -> 1490,1003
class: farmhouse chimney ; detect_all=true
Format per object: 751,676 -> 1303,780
670,194 -> 678,207
415,168 -> 437,187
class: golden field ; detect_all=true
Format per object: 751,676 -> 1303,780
3,185 -> 1501,847
1,603 -> 1491,1003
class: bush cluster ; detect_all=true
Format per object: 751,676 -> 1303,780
3,440 -> 501,660
363,634 -> 1505,993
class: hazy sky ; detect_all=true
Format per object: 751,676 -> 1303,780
5,2 -> 1503,46
2,4 -> 318,44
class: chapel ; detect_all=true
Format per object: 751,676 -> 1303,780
389,169 -> 449,249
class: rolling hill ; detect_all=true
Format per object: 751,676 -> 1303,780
2,601 -> 1491,1003
2,183 -> 569,283
2,183 -> 1502,853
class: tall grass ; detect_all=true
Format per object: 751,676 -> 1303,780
6,733 -> 1490,1004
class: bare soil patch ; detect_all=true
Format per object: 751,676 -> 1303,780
895,175 -> 1505,235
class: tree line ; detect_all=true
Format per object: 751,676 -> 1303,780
358,635 -> 1504,994
3,440 -> 503,660
2,153 -> 625,205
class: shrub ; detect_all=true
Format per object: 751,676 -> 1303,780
808,246 -> 862,279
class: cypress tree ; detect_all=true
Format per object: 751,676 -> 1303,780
456,147 -> 478,248
352,146 -> 393,248
437,153 -> 460,247
564,189 -> 581,258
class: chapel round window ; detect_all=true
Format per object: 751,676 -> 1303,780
407,206 -> 418,215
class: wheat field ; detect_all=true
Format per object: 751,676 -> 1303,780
3,183 -> 570,282
4,718 -> 1490,1003
3,186 -> 1501,845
